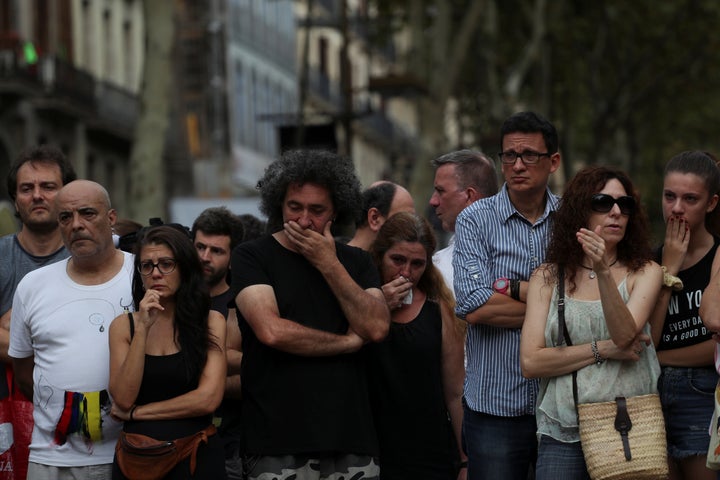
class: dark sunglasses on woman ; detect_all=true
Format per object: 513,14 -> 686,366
590,194 -> 636,215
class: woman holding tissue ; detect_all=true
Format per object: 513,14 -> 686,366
367,212 -> 467,479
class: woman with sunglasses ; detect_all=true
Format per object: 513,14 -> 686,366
649,151 -> 720,480
108,225 -> 227,479
520,166 -> 662,479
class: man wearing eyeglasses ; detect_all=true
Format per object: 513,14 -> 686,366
9,180 -> 132,479
453,112 -> 562,479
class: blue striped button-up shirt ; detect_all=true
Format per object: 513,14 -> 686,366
453,184 -> 560,416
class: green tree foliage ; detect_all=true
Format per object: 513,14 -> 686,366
370,0 -> 720,240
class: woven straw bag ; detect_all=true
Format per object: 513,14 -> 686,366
577,393 -> 668,480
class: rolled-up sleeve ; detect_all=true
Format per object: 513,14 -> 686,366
453,205 -> 494,319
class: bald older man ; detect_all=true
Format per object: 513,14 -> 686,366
347,181 -> 415,251
9,180 -> 133,480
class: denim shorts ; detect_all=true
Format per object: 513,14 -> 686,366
658,366 -> 718,459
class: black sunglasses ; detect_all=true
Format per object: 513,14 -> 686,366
590,194 -> 636,215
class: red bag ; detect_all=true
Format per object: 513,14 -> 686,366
0,395 -> 14,479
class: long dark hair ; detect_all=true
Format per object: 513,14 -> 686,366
131,225 -> 216,383
546,166 -> 653,293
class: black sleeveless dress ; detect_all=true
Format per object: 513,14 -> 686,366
111,317 -> 226,479
366,300 -> 460,479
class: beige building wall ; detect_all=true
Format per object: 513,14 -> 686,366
71,0 -> 144,92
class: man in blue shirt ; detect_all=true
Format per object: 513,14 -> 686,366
453,112 -> 561,479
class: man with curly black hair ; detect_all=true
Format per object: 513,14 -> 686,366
231,149 -> 390,479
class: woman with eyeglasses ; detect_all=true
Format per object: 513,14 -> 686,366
649,151 -> 720,480
108,225 -> 228,479
520,166 -> 663,479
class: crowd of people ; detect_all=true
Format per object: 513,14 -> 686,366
0,111 -> 719,480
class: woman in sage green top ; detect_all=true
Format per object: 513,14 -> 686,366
520,166 -> 663,480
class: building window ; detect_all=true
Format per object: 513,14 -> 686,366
82,0 -> 93,69
318,36 -> 328,76
233,59 -> 246,145
103,9 -> 112,80
123,20 -> 133,88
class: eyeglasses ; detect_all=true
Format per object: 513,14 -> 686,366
138,258 -> 177,276
590,194 -> 636,216
497,150 -> 551,165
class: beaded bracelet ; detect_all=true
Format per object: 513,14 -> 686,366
591,340 -> 605,365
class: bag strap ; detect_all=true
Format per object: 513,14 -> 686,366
614,396 -> 633,460
561,267 -> 634,457
557,266 -> 569,346
128,312 -> 135,339
556,266 -> 580,410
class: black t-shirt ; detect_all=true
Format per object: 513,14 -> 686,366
231,235 -> 380,456
655,237 -> 719,351
210,288 -> 234,319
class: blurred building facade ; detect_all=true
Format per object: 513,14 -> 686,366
0,0 -> 143,217
0,0 -> 424,224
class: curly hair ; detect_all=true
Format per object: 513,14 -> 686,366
257,149 -> 362,233
7,144 -> 77,202
664,151 -> 720,236
545,166 -> 653,293
370,212 -> 454,310
191,206 -> 246,250
131,225 -> 217,383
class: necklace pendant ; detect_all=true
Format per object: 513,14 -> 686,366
589,271 -> 596,279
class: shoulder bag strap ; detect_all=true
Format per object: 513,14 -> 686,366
556,266 -> 580,410
128,312 -> 135,339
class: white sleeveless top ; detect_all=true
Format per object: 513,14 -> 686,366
537,277 -> 661,443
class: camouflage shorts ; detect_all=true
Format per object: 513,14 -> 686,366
244,453 -> 379,480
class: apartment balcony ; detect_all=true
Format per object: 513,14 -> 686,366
0,50 -> 95,117
0,48 -> 138,141
355,108 -> 417,155
93,81 -> 139,138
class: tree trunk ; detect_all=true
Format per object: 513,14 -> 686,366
127,0 -> 175,222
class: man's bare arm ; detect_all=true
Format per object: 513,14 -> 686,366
225,308 -> 242,375
0,310 -> 10,363
11,355 -> 34,400
236,285 -> 364,356
282,221 -> 390,342
465,292 -> 526,328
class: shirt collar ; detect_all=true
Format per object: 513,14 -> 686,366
497,183 -> 559,225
